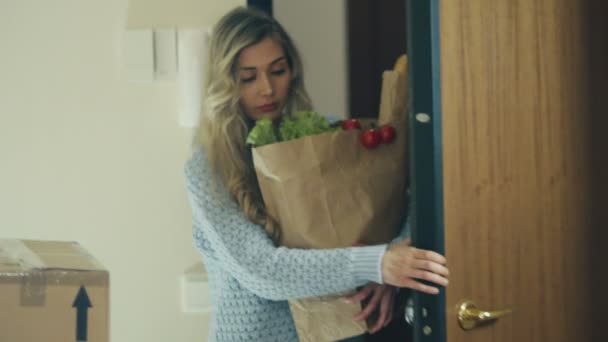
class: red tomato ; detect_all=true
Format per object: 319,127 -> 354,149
342,119 -> 361,130
360,129 -> 381,148
379,125 -> 396,144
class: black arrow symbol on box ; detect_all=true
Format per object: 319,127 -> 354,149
72,285 -> 92,342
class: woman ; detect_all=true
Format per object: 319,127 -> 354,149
184,7 -> 449,342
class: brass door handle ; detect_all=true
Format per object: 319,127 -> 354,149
457,300 -> 512,330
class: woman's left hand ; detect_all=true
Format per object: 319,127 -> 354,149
344,282 -> 396,334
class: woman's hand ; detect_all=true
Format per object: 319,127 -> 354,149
344,282 -> 396,333
382,238 -> 449,294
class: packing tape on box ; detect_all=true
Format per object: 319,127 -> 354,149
0,239 -> 47,306
0,240 -> 109,306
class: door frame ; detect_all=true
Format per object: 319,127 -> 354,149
407,0 -> 446,341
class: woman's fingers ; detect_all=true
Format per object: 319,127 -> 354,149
414,248 -> 447,265
410,269 -> 449,287
344,284 -> 376,304
402,278 -> 440,295
369,289 -> 394,333
382,241 -> 450,293
385,306 -> 393,327
353,286 -> 384,322
412,259 -> 449,277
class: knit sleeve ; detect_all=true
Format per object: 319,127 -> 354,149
184,151 -> 387,301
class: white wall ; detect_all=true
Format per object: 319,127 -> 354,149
0,1 -> 209,341
274,0 -> 349,118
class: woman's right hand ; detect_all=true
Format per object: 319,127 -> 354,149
381,238 -> 449,294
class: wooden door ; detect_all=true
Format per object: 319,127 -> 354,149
409,0 -> 608,341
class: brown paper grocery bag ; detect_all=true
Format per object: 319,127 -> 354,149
252,120 -> 407,249
251,68 -> 409,342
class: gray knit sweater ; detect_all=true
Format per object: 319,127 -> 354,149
185,150 -> 399,342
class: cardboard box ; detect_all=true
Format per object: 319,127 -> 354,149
0,239 -> 109,342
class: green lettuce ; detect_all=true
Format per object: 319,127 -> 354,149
246,111 -> 338,147
279,111 -> 335,140
245,118 -> 278,147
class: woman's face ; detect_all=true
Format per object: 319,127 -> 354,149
237,37 -> 292,122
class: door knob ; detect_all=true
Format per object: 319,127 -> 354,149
457,300 -> 512,330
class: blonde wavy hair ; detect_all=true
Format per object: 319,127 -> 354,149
194,7 -> 312,242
